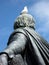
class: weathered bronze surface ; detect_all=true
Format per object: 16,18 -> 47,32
0,7 -> 49,65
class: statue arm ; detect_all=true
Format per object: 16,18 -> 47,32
4,32 -> 27,58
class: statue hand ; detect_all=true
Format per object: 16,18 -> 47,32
0,54 -> 8,65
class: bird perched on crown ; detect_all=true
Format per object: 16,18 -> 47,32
0,6 -> 49,65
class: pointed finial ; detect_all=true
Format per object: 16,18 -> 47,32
21,6 -> 28,14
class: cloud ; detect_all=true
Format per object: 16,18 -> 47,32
29,1 -> 49,42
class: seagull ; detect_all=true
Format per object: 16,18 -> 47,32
21,6 -> 28,14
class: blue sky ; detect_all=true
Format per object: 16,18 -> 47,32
0,0 -> 49,52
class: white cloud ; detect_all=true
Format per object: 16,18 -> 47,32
29,1 -> 49,42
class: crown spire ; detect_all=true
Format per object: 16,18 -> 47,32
21,6 -> 28,14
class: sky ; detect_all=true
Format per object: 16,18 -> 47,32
0,0 -> 49,52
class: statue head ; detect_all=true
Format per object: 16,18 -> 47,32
14,6 -> 35,30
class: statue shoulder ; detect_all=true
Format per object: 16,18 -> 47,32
7,28 -> 28,45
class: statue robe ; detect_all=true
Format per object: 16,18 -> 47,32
4,27 -> 49,65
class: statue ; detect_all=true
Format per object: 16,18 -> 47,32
0,6 -> 49,65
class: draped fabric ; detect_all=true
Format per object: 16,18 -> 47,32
23,27 -> 49,65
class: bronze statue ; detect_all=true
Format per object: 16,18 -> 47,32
0,6 -> 49,65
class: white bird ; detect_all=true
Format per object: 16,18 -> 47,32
21,6 -> 28,14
